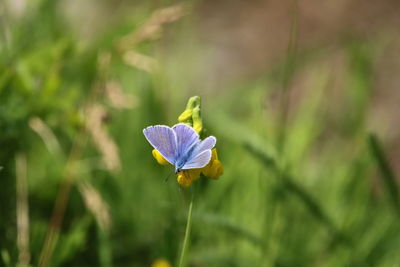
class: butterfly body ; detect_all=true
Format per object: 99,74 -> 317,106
174,145 -> 197,173
143,123 -> 216,173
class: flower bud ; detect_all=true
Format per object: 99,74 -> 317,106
192,106 -> 202,134
202,148 -> 224,179
177,171 -> 192,187
177,169 -> 202,187
178,109 -> 193,123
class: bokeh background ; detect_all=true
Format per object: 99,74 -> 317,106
1,0 -> 400,266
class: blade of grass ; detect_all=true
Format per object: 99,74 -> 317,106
16,153 -> 30,266
98,227 -> 112,267
38,130 -> 88,267
244,141 -> 350,246
277,0 -> 299,153
368,133 -> 400,213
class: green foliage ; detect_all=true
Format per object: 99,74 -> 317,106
1,1 -> 400,267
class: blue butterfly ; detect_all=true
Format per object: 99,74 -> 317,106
143,123 -> 216,173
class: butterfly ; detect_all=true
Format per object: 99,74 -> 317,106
143,123 -> 216,173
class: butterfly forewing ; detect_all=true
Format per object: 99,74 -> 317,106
172,123 -> 199,158
143,125 -> 178,164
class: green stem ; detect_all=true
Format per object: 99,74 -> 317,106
178,196 -> 194,267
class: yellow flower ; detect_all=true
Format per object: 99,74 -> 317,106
177,168 -> 202,187
152,149 -> 170,165
201,148 -> 224,179
152,147 -> 223,186
151,258 -> 171,267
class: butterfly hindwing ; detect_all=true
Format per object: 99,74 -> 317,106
182,136 -> 216,170
143,125 -> 178,165
191,136 -> 216,155
181,149 -> 212,169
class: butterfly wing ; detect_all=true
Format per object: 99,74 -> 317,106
143,125 -> 178,165
191,136 -> 216,155
172,123 -> 199,158
181,150 -> 212,169
181,136 -> 216,169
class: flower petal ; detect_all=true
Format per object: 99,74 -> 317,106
152,149 -> 170,165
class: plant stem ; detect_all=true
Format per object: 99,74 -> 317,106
38,130 -> 88,267
277,0 -> 298,154
178,195 -> 194,267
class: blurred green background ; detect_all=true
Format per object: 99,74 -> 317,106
1,0 -> 400,266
